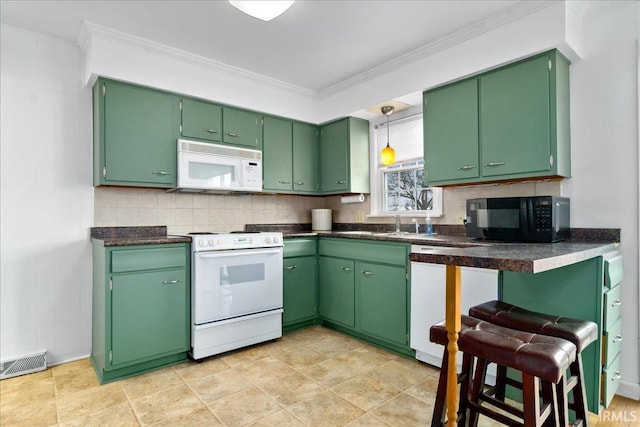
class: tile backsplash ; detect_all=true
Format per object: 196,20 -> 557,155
94,187 -> 326,234
94,180 -> 562,233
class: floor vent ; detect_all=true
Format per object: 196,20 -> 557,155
0,351 -> 47,380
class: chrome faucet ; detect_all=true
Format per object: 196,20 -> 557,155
395,215 -> 401,234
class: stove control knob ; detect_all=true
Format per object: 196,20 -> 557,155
273,236 -> 280,244
265,237 -> 272,244
198,239 -> 206,247
208,239 -> 215,247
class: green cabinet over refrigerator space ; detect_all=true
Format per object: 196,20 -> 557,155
423,49 -> 570,186
91,243 -> 190,384
93,78 -> 180,188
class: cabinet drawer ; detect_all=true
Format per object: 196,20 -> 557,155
602,353 -> 622,408
604,254 -> 623,289
112,247 -> 186,273
319,239 -> 407,265
603,284 -> 622,330
603,318 -> 622,367
284,239 -> 316,257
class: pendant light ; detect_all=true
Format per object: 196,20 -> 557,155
380,105 -> 396,165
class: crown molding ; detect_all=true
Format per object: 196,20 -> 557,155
77,21 -> 317,99
77,1 -> 558,102
315,1 -> 557,99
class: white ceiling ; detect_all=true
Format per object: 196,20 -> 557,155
1,0 -> 536,96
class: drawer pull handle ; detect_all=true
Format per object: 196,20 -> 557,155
284,265 -> 296,270
162,279 -> 184,285
336,180 -> 347,184
361,271 -> 374,276
341,267 -> 353,272
225,132 -> 239,137
612,372 -> 621,381
203,128 -> 218,134
613,335 -> 622,343
279,180 -> 291,184
295,181 -> 305,185
152,171 -> 172,176
483,161 -> 506,167
612,299 -> 622,307
457,165 -> 476,171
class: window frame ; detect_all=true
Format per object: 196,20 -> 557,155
368,110 -> 442,218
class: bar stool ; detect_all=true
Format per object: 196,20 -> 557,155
430,315 -> 577,427
469,300 -> 598,426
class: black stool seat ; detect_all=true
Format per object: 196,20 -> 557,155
469,300 -> 598,352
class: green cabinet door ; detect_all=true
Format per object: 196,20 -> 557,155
283,256 -> 317,327
292,122 -> 319,193
356,262 -> 407,346
319,119 -> 349,193
263,116 -> 293,191
318,257 -> 355,327
111,268 -> 189,366
424,78 -> 479,184
223,107 -> 262,149
181,98 -> 222,143
98,79 -> 179,187
479,55 -> 551,177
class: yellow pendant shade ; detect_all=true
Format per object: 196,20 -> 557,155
381,143 -> 396,165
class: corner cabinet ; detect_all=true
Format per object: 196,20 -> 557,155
93,78 -> 180,188
318,238 -> 411,355
283,238 -> 318,331
91,242 -> 190,383
319,117 -> 370,194
424,50 -> 570,186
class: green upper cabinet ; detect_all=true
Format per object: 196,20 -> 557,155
319,117 -> 370,194
222,107 -> 263,149
181,98 -> 222,143
93,78 -> 180,188
292,122 -> 319,193
423,50 -> 570,186
263,116 -> 294,191
263,118 -> 319,194
424,78 -> 480,182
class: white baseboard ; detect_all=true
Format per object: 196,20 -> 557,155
48,354 -> 91,367
617,380 -> 640,401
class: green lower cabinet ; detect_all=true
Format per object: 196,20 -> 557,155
91,243 -> 190,384
356,262 -> 407,347
318,257 -> 355,328
500,257 -> 604,414
283,256 -> 318,329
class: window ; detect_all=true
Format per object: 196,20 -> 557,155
370,112 -> 442,217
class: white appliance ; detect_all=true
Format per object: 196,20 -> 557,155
175,139 -> 262,193
410,245 -> 498,370
188,231 -> 283,360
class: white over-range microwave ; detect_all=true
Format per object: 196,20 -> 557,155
173,139 -> 262,193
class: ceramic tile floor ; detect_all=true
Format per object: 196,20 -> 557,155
1,326 -> 638,426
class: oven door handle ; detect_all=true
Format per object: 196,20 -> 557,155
197,248 -> 283,259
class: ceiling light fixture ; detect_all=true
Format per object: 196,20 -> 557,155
380,106 -> 396,166
229,1 -> 294,21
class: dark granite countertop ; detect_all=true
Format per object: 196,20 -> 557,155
91,226 -> 192,247
247,223 -> 621,274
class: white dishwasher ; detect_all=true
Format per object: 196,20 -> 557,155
410,244 -> 498,368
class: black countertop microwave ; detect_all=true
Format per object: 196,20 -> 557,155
465,196 -> 570,243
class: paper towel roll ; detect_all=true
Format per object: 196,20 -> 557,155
311,209 -> 332,231
340,194 -> 365,204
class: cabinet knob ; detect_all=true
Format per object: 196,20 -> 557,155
152,171 -> 172,176
483,161 -> 506,167
203,128 -> 218,134
225,132 -> 239,137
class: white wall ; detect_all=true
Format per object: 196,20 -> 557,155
0,24 -> 94,364
562,3 -> 640,398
